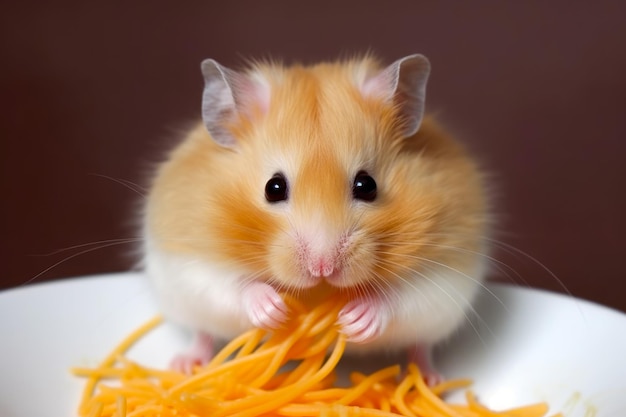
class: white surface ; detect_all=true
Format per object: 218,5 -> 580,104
0,272 -> 625,417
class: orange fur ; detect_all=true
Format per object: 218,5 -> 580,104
145,55 -> 488,351
149,58 -> 485,285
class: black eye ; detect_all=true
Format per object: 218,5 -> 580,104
353,171 -> 377,201
265,173 -> 288,203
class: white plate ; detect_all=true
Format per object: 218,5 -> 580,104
1,272 -> 625,417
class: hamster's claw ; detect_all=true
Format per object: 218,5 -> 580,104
337,299 -> 388,344
243,281 -> 288,330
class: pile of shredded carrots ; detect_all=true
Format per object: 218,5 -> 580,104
72,294 -> 562,417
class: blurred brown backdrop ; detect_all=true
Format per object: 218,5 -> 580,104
1,1 -> 625,311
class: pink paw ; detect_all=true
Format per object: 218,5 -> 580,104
170,332 -> 213,375
337,298 -> 388,343
242,282 -> 288,329
422,371 -> 445,387
408,344 -> 444,386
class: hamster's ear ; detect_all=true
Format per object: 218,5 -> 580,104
361,54 -> 430,137
201,59 -> 270,147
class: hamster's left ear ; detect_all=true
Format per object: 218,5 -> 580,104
200,59 -> 270,147
361,54 -> 431,137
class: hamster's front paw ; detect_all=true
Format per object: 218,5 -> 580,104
243,281 -> 289,329
337,298 -> 389,343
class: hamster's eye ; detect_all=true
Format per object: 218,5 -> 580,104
265,173 -> 289,203
353,171 -> 377,202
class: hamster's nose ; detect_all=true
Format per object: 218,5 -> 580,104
308,256 -> 335,278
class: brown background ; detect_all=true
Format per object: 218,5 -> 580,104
1,1 -> 625,312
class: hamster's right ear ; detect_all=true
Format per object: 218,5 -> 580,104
361,54 -> 430,138
201,59 -> 271,147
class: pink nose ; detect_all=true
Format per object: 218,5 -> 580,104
308,257 -> 335,277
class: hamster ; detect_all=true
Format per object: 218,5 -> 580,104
143,54 -> 489,383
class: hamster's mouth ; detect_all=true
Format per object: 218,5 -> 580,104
303,270 -> 358,290
276,271 -> 375,300
289,270 -> 345,290
322,270 -> 347,287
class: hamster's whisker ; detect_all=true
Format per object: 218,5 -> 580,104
221,255 -> 272,271
89,173 -> 148,197
412,261 -> 499,342
24,239 -> 140,286
425,232 -> 571,294
371,274 -> 403,309
374,259 -> 490,346
33,237 -> 143,256
365,271 -> 396,299
410,242 -> 527,285
239,267 -> 274,286
481,237 -> 575,297
374,256 -> 501,337
371,260 -> 428,302
378,250 -> 508,313
221,224 -> 273,237
349,259 -> 400,303
158,236 -> 276,249
399,261 -> 495,344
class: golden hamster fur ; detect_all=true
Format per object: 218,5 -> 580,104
143,54 -> 489,382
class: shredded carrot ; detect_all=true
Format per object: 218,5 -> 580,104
72,294 -> 561,417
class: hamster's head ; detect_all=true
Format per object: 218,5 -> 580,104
148,55 -> 488,297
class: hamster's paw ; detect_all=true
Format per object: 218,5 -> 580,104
408,344 -> 444,386
170,332 -> 214,375
243,281 -> 288,329
422,371 -> 444,387
337,298 -> 388,343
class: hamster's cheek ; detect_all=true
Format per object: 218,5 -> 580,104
265,231 -> 321,290
329,232 -> 379,288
